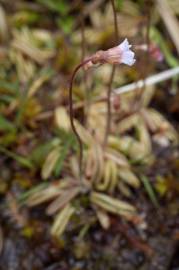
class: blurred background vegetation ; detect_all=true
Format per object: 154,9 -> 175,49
0,0 -> 179,269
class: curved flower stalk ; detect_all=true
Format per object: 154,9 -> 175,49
69,39 -> 136,184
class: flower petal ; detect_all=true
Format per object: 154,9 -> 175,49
118,38 -> 132,51
121,50 -> 136,66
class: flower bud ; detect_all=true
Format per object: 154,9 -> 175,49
135,43 -> 163,62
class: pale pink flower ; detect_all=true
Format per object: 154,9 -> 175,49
105,38 -> 136,66
84,39 -> 136,70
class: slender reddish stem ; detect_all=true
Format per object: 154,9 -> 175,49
69,58 -> 92,183
111,0 -> 119,40
103,0 -> 119,146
